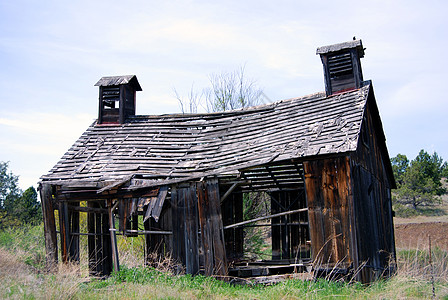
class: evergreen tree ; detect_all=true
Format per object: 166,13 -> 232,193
0,161 -> 41,228
391,150 -> 446,210
391,154 -> 409,185
0,161 -> 21,210
16,187 -> 42,225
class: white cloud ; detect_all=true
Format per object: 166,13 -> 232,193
381,74 -> 447,119
0,112 -> 95,189
0,112 -> 93,140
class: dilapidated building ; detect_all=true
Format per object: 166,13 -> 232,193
40,39 -> 396,283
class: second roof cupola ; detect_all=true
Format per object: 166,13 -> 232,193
317,39 -> 365,96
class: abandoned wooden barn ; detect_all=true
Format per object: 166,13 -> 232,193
39,39 -> 396,283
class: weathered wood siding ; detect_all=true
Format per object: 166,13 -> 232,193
39,184 -> 58,270
304,156 -> 355,271
197,178 -> 228,276
171,184 -> 200,275
171,178 -> 227,276
351,95 -> 396,282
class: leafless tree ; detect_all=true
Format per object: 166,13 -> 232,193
175,66 -> 267,113
174,84 -> 201,114
205,66 -> 264,112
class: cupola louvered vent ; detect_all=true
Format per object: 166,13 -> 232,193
328,52 -> 353,78
102,86 -> 120,108
317,39 -> 365,96
95,75 -> 142,125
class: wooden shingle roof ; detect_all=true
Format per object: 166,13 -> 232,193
41,83 -> 372,189
316,39 -> 365,57
95,75 -> 142,91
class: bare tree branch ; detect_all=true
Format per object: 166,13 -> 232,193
174,66 -> 267,114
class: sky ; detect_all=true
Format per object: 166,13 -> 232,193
0,0 -> 447,190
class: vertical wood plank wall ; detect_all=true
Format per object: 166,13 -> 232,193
197,178 -> 228,276
303,156 -> 354,271
171,178 -> 227,276
351,97 -> 396,282
171,184 -> 200,275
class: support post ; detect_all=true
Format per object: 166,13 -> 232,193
39,183 -> 58,270
107,199 -> 120,273
87,201 -> 96,275
69,201 -> 80,263
271,192 -> 281,260
58,201 -> 70,263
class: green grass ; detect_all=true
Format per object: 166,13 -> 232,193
1,224 -> 448,299
79,267 -> 367,299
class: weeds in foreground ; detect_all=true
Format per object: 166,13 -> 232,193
0,224 -> 45,270
1,224 -> 448,299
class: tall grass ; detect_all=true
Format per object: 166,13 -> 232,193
1,224 -> 448,299
0,224 -> 46,270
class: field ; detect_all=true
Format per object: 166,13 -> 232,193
1,198 -> 448,299
395,221 -> 448,251
394,185 -> 448,252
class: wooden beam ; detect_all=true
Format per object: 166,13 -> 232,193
87,201 -> 96,275
97,175 -> 133,193
39,183 -> 58,271
224,208 -> 309,230
67,204 -> 108,214
71,232 -> 107,236
233,222 -> 309,228
58,201 -> 70,263
184,183 -> 199,275
220,182 -> 240,203
107,199 -> 120,273
101,206 -> 113,275
123,230 -> 172,235
271,191 -> 281,260
69,201 -> 80,263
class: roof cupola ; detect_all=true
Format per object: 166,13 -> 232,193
95,75 -> 142,125
317,39 -> 365,96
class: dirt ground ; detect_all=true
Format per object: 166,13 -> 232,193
394,180 -> 448,251
394,221 -> 448,251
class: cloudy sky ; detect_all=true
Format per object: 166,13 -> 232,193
1,0 -> 447,190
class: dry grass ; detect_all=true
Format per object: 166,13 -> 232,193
1,243 -> 448,299
1,221 -> 448,299
0,247 -> 89,299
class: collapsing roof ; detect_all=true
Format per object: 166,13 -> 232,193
39,39 -> 397,284
42,83 -> 373,189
